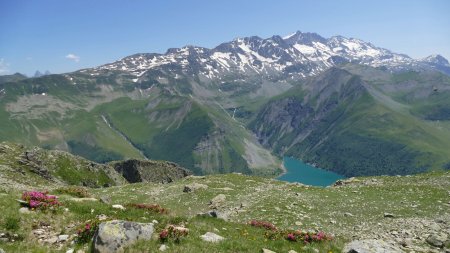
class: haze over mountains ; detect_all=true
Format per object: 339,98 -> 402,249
1,31 -> 450,177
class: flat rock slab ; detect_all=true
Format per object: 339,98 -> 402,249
68,197 -> 98,202
343,239 -> 405,253
200,232 -> 224,242
93,220 -> 154,253
19,207 -> 31,214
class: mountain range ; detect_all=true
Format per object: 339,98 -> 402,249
1,31 -> 450,177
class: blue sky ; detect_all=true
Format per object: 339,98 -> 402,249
0,0 -> 449,76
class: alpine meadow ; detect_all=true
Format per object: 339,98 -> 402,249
1,1 -> 449,253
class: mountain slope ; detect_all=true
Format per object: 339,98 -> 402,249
250,66 -> 450,176
0,71 -> 279,175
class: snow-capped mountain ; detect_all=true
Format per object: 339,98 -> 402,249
91,31 -> 450,79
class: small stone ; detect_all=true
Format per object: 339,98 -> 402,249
66,249 -> 74,253
19,207 -> 31,214
344,212 -> 354,217
295,221 -> 303,226
58,234 -> 69,242
99,196 -> 111,204
400,238 -> 412,247
112,204 -> 125,210
384,212 -> 395,218
200,232 -> 224,242
262,249 -> 276,253
96,214 -> 108,221
46,236 -> 58,244
288,250 -> 298,253
183,183 -> 208,193
159,244 -> 168,251
33,229 -> 45,235
152,220 -> 159,224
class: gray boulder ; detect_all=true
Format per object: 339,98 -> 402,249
343,239 -> 405,253
93,220 -> 154,253
200,232 -> 224,242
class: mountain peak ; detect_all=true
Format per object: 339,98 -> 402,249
283,31 -> 327,45
422,54 -> 449,66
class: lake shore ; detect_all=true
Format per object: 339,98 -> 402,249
277,157 -> 345,186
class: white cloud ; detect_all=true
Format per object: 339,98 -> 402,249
0,58 -> 10,74
65,53 -> 80,62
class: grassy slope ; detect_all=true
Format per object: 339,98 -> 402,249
0,169 -> 448,252
251,69 -> 450,176
294,92 -> 450,176
0,75 -> 146,162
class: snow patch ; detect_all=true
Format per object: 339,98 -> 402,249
293,44 -> 316,55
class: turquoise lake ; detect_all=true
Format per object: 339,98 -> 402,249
277,157 -> 345,187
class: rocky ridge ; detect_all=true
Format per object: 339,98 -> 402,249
90,31 -> 450,81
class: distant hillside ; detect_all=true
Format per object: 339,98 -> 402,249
250,65 -> 450,176
0,73 -> 27,84
0,30 -> 449,177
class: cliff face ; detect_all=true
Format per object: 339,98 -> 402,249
110,159 -> 192,183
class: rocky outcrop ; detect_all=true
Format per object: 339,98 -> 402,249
93,220 -> 154,253
111,159 -> 192,183
0,142 -> 127,189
